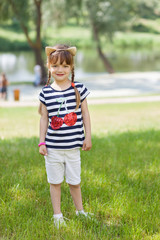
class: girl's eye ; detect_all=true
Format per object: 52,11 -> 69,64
64,65 -> 69,68
51,65 -> 57,68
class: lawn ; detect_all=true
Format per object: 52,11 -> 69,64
1,22 -> 160,52
1,102 -> 160,239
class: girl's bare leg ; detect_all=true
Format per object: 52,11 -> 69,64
50,183 -> 61,214
69,184 -> 83,211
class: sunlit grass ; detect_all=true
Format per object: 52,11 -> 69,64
1,102 -> 160,239
1,102 -> 160,139
0,107 -> 39,139
2,22 -> 160,52
90,102 -> 160,135
45,25 -> 92,48
0,28 -> 27,42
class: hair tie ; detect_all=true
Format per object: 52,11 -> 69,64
71,82 -> 75,88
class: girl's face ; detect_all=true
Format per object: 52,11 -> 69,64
49,57 -> 72,82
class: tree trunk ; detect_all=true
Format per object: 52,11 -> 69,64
33,0 -> 47,84
97,45 -> 114,74
9,0 -> 47,85
33,47 -> 47,85
91,21 -> 114,73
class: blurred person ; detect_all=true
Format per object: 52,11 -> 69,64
34,64 -> 42,86
0,73 -> 9,100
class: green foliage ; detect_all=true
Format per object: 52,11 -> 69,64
83,0 -> 160,50
43,25 -> 92,48
1,0 -> 160,52
65,0 -> 83,24
0,24 -> 92,51
0,0 -> 30,26
0,26 -> 33,51
132,0 -> 160,20
1,22 -> 160,52
43,0 -> 83,28
42,0 -> 66,28
0,20 -> 22,32
0,37 -> 31,51
0,0 -> 12,21
1,0 -> 160,43
132,23 -> 158,34
85,0 -> 135,39
132,18 -> 160,34
113,33 -> 154,48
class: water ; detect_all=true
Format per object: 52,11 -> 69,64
1,48 -> 160,83
1,48 -> 160,101
0,52 -> 35,82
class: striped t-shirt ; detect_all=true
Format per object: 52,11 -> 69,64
39,82 -> 90,149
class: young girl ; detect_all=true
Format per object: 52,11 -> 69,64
38,44 -> 92,228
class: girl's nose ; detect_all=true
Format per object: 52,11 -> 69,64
57,66 -> 63,72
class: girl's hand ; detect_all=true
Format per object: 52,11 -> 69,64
82,138 -> 92,151
39,145 -> 48,156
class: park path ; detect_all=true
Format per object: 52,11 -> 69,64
1,95 -> 160,107
1,71 -> 160,107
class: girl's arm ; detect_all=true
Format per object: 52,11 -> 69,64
39,103 -> 48,156
81,98 -> 92,151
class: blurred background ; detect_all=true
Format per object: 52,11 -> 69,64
1,0 -> 160,102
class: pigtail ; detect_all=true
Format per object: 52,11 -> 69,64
71,66 -> 75,83
46,70 -> 51,86
71,66 -> 80,110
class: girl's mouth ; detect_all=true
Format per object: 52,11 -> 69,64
56,74 -> 64,76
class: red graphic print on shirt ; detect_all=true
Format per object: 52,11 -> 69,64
51,116 -> 64,130
51,98 -> 77,130
64,112 -> 77,126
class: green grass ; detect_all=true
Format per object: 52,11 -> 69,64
0,24 -> 92,51
10,82 -> 33,86
1,21 -> 160,52
1,103 -> 160,239
113,32 -> 160,49
44,25 -> 92,48
0,27 -> 32,51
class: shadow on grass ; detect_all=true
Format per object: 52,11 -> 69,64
1,129 -> 160,239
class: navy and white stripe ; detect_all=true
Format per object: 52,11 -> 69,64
39,82 -> 90,149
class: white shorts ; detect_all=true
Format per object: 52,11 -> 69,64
44,148 -> 81,185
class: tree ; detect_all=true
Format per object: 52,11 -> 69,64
65,0 -> 83,25
84,0 -> 136,73
42,0 -> 83,28
0,0 -> 46,84
133,0 -> 160,19
42,0 -> 66,28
